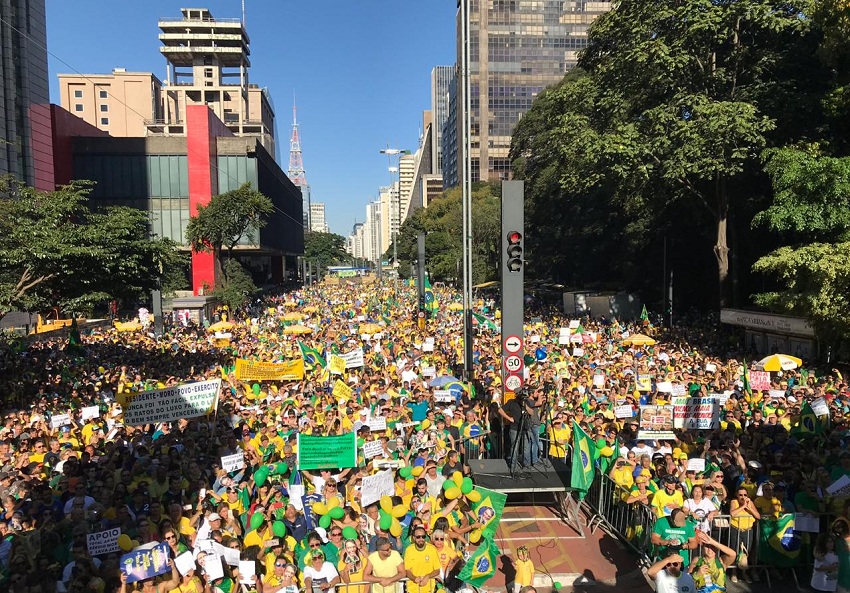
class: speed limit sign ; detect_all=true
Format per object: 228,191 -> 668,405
504,355 -> 523,373
504,374 -> 523,392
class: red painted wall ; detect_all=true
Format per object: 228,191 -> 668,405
186,105 -> 233,295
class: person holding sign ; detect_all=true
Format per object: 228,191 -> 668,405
303,548 -> 341,593
119,557 -> 180,593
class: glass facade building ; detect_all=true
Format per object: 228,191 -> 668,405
454,0 -> 611,185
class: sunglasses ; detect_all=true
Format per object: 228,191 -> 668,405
330,532 -> 342,537
310,543 -> 323,548
414,534 -> 427,539
433,537 -> 444,541
666,562 -> 681,568
275,563 -> 287,567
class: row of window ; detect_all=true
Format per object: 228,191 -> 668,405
73,89 -> 108,99
72,88 -> 110,126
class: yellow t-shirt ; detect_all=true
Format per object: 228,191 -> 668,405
244,526 -> 274,550
651,489 -> 684,518
403,543 -> 441,593
515,558 -> 534,586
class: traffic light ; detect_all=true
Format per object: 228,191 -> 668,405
506,230 -> 523,273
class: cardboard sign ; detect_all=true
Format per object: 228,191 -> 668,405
341,348 -> 365,369
362,440 -> 384,460
593,374 -> 605,388
422,366 -> 436,378
637,405 -> 675,441
175,551 -> 196,576
328,355 -> 346,375
220,452 -> 244,473
50,413 -> 71,429
120,542 -> 171,584
361,470 -> 394,507
87,528 -> 120,556
636,374 -> 652,392
422,343 -> 435,352
672,396 -> 720,430
749,370 -> 771,392
768,389 -> 787,400
686,458 -> 706,473
558,335 -> 571,345
812,397 -> 829,417
122,379 -> 220,426
366,417 -> 387,432
656,381 -> 673,393
434,390 -> 454,403
614,405 -> 634,419
238,560 -> 256,585
332,380 -> 354,401
705,363 -> 718,373
82,406 -> 100,421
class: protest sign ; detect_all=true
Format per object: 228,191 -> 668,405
235,358 -> 304,381
50,413 -> 71,429
637,405 -> 675,440
812,397 -> 829,417
422,366 -> 436,377
82,406 -> 100,421
687,458 -> 706,473
328,355 -> 346,375
705,363 -> 718,373
768,389 -> 787,400
341,348 -> 365,368
795,514 -> 820,533
614,405 -> 634,419
593,374 -> 605,388
220,452 -> 244,473
673,396 -> 720,430
297,433 -> 357,470
174,551 -> 195,576
395,421 -> 420,430
572,346 -> 585,357
332,380 -> 354,401
122,379 -> 220,426
434,390 -> 454,403
204,554 -> 224,581
569,320 -> 580,329
239,560 -> 256,585
828,475 -> 850,499
363,440 -> 384,460
366,417 -> 387,432
656,381 -> 673,393
87,528 -> 120,556
672,384 -> 687,397
361,470 -> 393,507
120,542 -> 170,584
422,342 -> 434,352
636,374 -> 652,392
558,335 -> 571,345
749,371 -> 771,392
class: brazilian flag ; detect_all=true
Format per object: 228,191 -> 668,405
792,401 -> 821,436
571,421 -> 597,500
472,312 -> 499,331
424,275 -> 438,314
741,359 -> 753,397
758,514 -> 802,567
298,341 -> 326,369
458,537 -> 499,587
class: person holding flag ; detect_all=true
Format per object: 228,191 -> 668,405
570,420 -> 597,500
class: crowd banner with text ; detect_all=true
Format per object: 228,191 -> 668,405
87,528 -> 120,556
123,379 -> 221,426
637,405 -> 675,440
333,380 -> 354,401
342,348 -> 365,369
120,542 -> 171,584
297,433 -> 357,470
361,470 -> 393,507
220,452 -> 244,473
328,355 -> 346,375
749,370 -> 771,392
234,358 -> 304,381
672,396 -> 720,429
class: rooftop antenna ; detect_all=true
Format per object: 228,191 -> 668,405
241,0 -> 246,26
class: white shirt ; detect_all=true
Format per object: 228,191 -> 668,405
812,552 -> 839,592
654,569 -> 695,593
304,561 -> 340,593
683,498 -> 717,533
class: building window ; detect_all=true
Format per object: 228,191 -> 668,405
74,104 -> 83,112
100,104 -> 108,112
99,90 -> 108,99
101,117 -> 109,126
74,89 -> 83,98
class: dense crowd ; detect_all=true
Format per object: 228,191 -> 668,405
0,280 -> 846,593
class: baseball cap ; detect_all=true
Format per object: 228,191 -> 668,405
207,513 -> 222,521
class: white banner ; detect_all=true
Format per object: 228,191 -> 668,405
614,405 -> 634,419
122,379 -> 221,426
422,366 -> 436,378
687,458 -> 706,473
342,348 -> 365,369
220,452 -> 244,473
361,470 -> 394,507
828,475 -> 850,499
812,397 -> 829,417
87,528 -> 120,556
363,440 -> 384,460
50,413 -> 71,429
434,390 -> 454,403
673,396 -> 720,430
81,406 -> 100,421
366,417 -> 387,432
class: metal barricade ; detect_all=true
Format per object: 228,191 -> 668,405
584,473 -> 657,558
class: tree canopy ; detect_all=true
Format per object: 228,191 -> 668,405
0,177 -> 178,316
304,232 -> 351,270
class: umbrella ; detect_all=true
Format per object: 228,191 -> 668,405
447,302 -> 464,311
207,321 -> 234,332
430,376 -> 460,388
284,301 -> 298,308
302,306 -> 318,314
114,321 -> 142,332
622,333 -> 656,346
283,324 -> 313,335
359,322 -> 381,334
281,312 -> 303,322
755,354 -> 803,372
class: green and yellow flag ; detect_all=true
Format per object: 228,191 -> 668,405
792,401 -> 821,436
758,514 -> 801,568
571,420 -> 596,500
472,312 -> 499,331
640,305 -> 649,323
298,341 -> 326,369
458,537 -> 499,587
424,275 -> 439,314
741,360 -> 752,397
472,487 -> 508,540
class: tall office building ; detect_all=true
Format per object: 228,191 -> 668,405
430,65 -> 453,175
441,72 -> 458,189
309,202 -> 329,233
453,0 -> 611,185
0,0 -> 49,188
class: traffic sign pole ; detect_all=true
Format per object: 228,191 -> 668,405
501,181 -> 524,396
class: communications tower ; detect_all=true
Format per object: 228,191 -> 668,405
287,104 -> 311,230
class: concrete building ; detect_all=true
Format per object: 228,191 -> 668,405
451,0 -> 611,185
347,222 -> 366,260
430,65 -> 453,175
441,71 -> 458,189
58,69 -> 164,137
365,200 -> 382,265
0,0 -> 50,189
309,202 -> 329,233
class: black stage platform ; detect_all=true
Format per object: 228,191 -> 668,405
468,457 -> 570,492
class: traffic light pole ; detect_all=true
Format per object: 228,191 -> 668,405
501,181 -> 525,397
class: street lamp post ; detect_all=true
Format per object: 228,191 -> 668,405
380,147 -> 410,297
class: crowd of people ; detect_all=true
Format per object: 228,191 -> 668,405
0,279 -> 846,593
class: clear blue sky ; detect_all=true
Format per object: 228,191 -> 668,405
45,0 -> 457,236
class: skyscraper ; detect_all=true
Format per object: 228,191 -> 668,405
0,0 -> 49,188
309,202 -> 329,233
453,0 -> 611,185
430,65 -> 454,175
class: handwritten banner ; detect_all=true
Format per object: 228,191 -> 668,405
341,348 -> 365,368
749,370 -> 770,392
120,541 -> 170,584
332,380 -> 354,401
672,396 -> 720,430
87,527 -> 120,556
328,355 -> 346,375
363,440 -> 385,460
361,470 -> 394,507
122,379 -> 220,426
235,358 -> 304,381
297,433 -> 357,470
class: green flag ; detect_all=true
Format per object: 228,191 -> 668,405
640,305 -> 648,322
472,487 -> 508,539
741,360 -> 752,397
758,515 -> 802,568
424,275 -> 438,313
571,421 -> 596,499
472,312 -> 499,331
792,401 -> 821,436
298,341 -> 326,369
458,537 -> 499,587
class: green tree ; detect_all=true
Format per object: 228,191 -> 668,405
0,177 -> 177,316
304,232 -> 351,270
212,259 -> 259,311
185,183 -> 274,286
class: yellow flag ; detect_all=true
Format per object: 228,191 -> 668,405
329,355 -> 346,375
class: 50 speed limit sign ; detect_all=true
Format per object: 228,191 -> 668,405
504,355 -> 523,373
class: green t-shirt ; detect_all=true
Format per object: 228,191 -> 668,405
652,516 -> 696,565
838,539 -> 850,589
